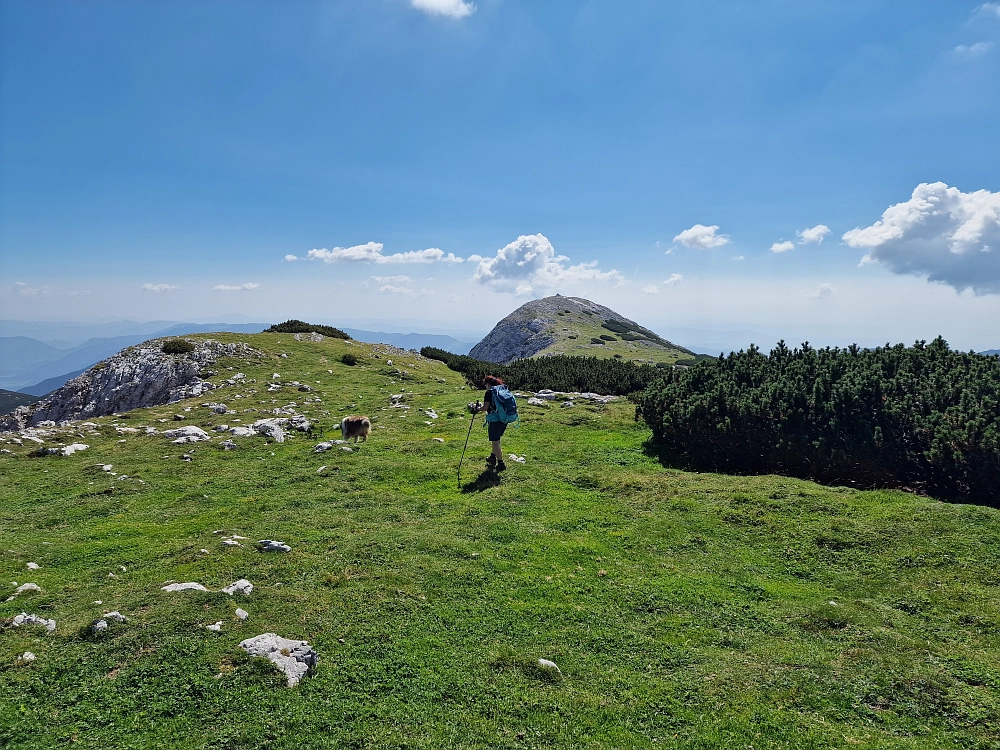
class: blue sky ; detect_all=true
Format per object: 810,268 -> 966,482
1,0 -> 999,350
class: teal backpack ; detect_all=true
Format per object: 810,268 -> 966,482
485,385 -> 520,427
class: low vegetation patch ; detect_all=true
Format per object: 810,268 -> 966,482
636,337 -> 1000,504
264,319 -> 350,339
161,338 -> 195,355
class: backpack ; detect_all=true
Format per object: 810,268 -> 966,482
486,385 -> 520,426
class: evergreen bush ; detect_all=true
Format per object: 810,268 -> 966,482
264,320 -> 350,340
162,339 -> 195,355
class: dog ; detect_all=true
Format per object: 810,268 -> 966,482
340,415 -> 371,443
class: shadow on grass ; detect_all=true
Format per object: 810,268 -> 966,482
460,470 -> 501,493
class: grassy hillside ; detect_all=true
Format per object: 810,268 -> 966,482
0,389 -> 37,414
531,308 -> 692,365
1,333 -> 999,749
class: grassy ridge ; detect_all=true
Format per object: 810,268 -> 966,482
1,333 -> 999,748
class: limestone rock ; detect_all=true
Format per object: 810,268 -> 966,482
161,582 -> 209,592
561,400 -> 574,408
26,562 -> 39,570
527,397 -> 548,406
164,426 -> 210,441
313,442 -> 332,453
235,608 -> 249,620
238,633 -> 318,687
221,579 -> 253,595
257,540 -> 291,553
18,651 -> 36,664
6,582 -> 40,601
229,426 -> 255,438
206,621 -> 222,632
537,658 -> 563,676
12,613 -> 56,633
60,443 -> 89,455
220,440 -> 237,451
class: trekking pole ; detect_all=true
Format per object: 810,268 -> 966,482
457,404 -> 479,488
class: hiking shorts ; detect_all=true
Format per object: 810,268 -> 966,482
487,420 -> 507,442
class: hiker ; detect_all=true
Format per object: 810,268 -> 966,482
477,375 -> 519,472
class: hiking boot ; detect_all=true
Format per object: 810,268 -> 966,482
496,460 -> 507,472
486,454 -> 497,469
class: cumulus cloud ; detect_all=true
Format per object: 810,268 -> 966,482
771,241 -> 795,253
954,42 -> 994,56
811,283 -> 836,299
372,275 -> 412,283
976,2 -> 1000,18
797,225 -> 831,244
15,282 -> 52,297
305,242 -> 463,265
642,284 -> 659,295
141,283 -> 179,293
673,224 -> 730,249
472,234 -> 623,296
843,182 -> 1000,294
284,254 -> 299,262
213,283 -> 260,291
410,0 -> 473,19
664,273 -> 684,287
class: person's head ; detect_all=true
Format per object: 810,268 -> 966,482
483,375 -> 504,387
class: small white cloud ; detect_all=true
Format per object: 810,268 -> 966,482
641,284 -> 659,295
15,282 -> 52,297
284,254 -> 299,262
797,225 -> 831,244
843,182 -> 1000,294
141,283 -> 179,293
663,273 -> 684,287
305,242 -> 463,265
377,285 -> 430,296
810,283 -> 836,299
673,224 -> 730,249
771,241 -> 795,253
976,3 -> 1000,18
372,275 -> 412,283
732,255 -> 745,261
410,0 -> 474,19
213,283 -> 260,292
472,234 -> 623,294
954,42 -> 994,55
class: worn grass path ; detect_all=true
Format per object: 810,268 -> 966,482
1,333 -> 998,748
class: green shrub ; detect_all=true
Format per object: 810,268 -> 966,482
162,339 -> 195,355
600,334 -> 617,341
264,320 -> 350,340
341,353 -> 358,366
591,338 -> 605,345
634,338 -> 1000,504
420,347 -> 657,396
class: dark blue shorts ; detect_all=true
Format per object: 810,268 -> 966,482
487,420 -> 507,442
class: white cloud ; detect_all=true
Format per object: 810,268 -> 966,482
664,273 -> 684,287
954,42 -> 994,55
811,283 -> 836,299
673,224 -> 730,249
15,282 -> 52,297
471,234 -> 623,295
797,225 -> 831,244
976,3 -> 1000,19
843,182 -> 1000,294
377,285 -> 429,296
141,283 -> 179,293
771,241 -> 795,253
732,255 -> 745,261
410,0 -> 474,19
284,254 -> 299,262
642,284 -> 659,295
305,242 -> 463,265
213,283 -> 260,291
372,275 -> 412,283
465,254 -> 484,262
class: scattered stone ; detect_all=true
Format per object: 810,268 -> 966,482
104,611 -> 126,622
314,442 -> 332,453
161,582 -> 209,592
537,658 -> 563,676
220,440 -> 237,451
229,426 -> 255,437
535,389 -> 557,400
173,414 -> 185,420
93,600 -> 102,605
211,404 -> 228,414
221,579 -> 253,595
17,651 -> 36,664
101,464 -> 113,471
231,535 -> 248,540
507,454 -> 526,463
316,465 -> 327,473
200,548 -> 209,554
527,397 -> 548,407
60,443 -> 89,456
213,424 -> 230,432
91,619 -> 108,633
6,583 -> 41,601
432,438 -> 445,443
561,400 -> 574,408
181,454 -> 193,461
164,425 -> 211,442
424,409 -> 439,419
340,446 -> 353,452
222,539 -> 241,547
26,562 -> 39,570
235,608 -> 249,620
252,419 -> 286,443
258,540 -> 291,553
298,385 -> 313,392
206,621 -> 222,632
12,613 -> 56,633
238,633 -> 318,687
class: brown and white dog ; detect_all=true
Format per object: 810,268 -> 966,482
340,415 -> 371,443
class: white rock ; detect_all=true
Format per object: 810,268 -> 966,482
161,582 -> 209,592
507,454 -> 526,463
534,389 -> 557,400
220,439 -> 237,451
26,562 -> 39,570
200,548 -> 210,554
432,438 -> 444,443
221,579 -> 253,595
104,611 -> 126,622
313,442 -> 332,453
222,539 -> 241,547
18,651 -> 36,664
537,658 -> 562,676
101,464 -> 113,471
340,446 -> 353,452
12,613 -> 56,632
561,400 -> 574,408
235,608 -> 249,621
258,540 -> 291,553
6,582 -> 41,600
163,426 -> 210,441
527,397 -> 548,407
93,600 -> 102,605
211,404 -> 228,414
231,535 -> 248,540
213,425 -> 230,432
206,621 -> 222,632
316,465 -> 327,473
238,633 -> 318,687
60,443 -> 89,456
424,409 -> 438,419
91,619 -> 108,633
252,419 -> 287,443
229,426 -> 255,437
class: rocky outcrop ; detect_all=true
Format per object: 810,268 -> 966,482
0,338 -> 259,431
469,295 -> 687,364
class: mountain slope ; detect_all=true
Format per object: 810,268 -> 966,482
0,331 -> 997,748
0,389 -> 37,413
469,295 -> 694,364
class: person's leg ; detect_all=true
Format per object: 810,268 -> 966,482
491,440 -> 502,460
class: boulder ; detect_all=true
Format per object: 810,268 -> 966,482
60,443 -> 89,456
220,440 -> 237,451
235,608 -> 249,620
257,540 -> 291,553
229,426 -> 255,438
527,398 -> 548,406
161,582 -> 209,592
221,579 -> 253,595
163,426 -> 210,441
238,633 -> 318,687
12,613 -> 56,633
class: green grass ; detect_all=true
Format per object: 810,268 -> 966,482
536,310 -> 689,364
1,333 -> 999,748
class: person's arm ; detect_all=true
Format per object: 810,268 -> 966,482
483,389 -> 494,412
